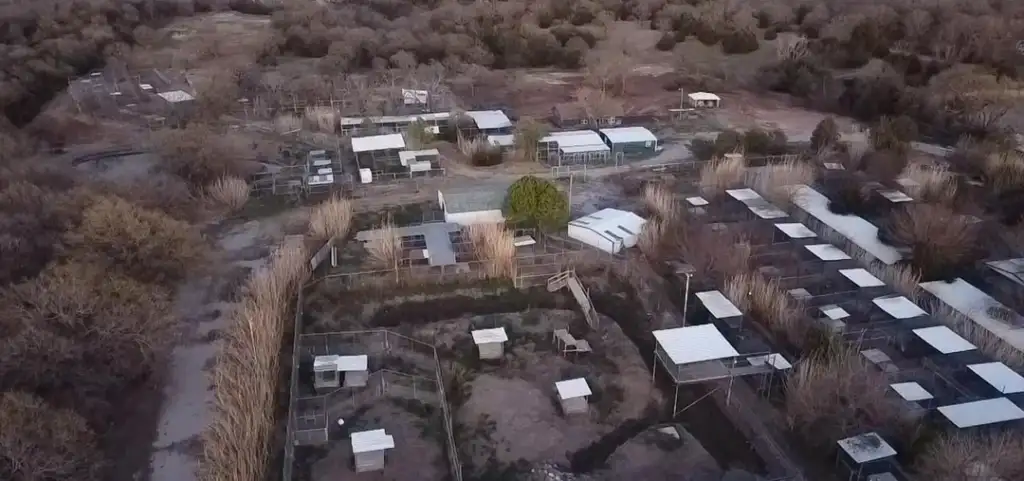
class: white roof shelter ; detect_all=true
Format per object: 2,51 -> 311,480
873,296 -> 927,319
156,90 -> 194,103
775,222 -> 816,239
804,244 -> 852,261
465,110 -> 512,130
695,290 -> 743,319
968,362 -> 1024,394
839,268 -> 885,288
567,208 -> 646,254
352,133 -> 406,153
313,354 -> 368,372
791,185 -> 902,264
746,353 -> 793,370
653,324 -> 739,365
351,429 -> 395,453
686,196 -> 709,206
837,432 -> 896,464
472,327 -> 508,344
726,188 -> 787,219
688,92 -> 721,102
878,189 -> 913,203
398,149 -> 439,166
820,305 -> 850,320
890,382 -> 933,402
938,397 -> 1024,428
555,378 -> 592,400
599,126 -> 658,144
912,326 -> 976,354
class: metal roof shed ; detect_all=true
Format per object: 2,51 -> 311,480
313,354 -> 369,389
687,92 -> 720,108
465,110 -> 513,134
351,133 -> 406,153
937,397 -> 1024,428
538,130 -> 611,165
438,185 -> 508,226
872,295 -> 927,320
967,362 -> 1024,394
911,326 -> 976,354
351,429 -> 395,472
652,324 -> 740,384
567,208 -> 647,254
598,126 -> 659,159
836,432 -> 897,480
555,378 -> 592,415
694,290 -> 743,319
472,327 -> 509,360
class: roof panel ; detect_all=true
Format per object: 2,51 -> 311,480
695,290 -> 743,318
890,382 -> 934,401
839,268 -> 885,288
725,188 -> 761,201
472,327 -> 508,344
653,324 -> 739,365
791,185 -> 902,264
912,326 -> 976,354
873,295 -> 927,319
555,378 -> 592,399
465,110 -> 512,130
352,133 -> 406,153
804,244 -> 852,261
968,362 -> 1024,394
775,222 -> 817,239
688,92 -> 721,101
746,353 -> 792,370
938,397 -> 1024,428
919,278 -> 1024,353
837,432 -> 897,464
351,429 -> 395,453
599,126 -> 657,144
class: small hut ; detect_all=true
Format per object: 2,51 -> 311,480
351,429 -> 395,473
471,327 -> 509,360
836,432 -> 896,480
555,378 -> 592,415
313,354 -> 369,390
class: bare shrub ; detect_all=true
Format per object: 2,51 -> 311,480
785,346 -> 905,450
63,195 -> 206,284
930,301 -> 1024,369
466,223 -> 516,278
673,223 -> 750,281
915,431 -> 1024,481
95,173 -> 198,221
885,204 -> 977,280
751,158 -> 816,207
983,151 -> 1024,194
638,217 -> 667,260
205,177 -> 250,212
308,195 -> 353,242
274,115 -> 303,133
304,106 -> 336,133
643,182 -> 679,222
723,271 -> 807,346
366,219 -> 401,269
0,392 -> 101,481
699,155 -> 746,197
151,124 -> 252,187
900,163 -> 958,204
202,242 -> 308,481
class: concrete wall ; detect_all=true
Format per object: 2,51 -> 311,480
444,209 -> 505,226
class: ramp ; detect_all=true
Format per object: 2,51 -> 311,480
548,270 -> 598,328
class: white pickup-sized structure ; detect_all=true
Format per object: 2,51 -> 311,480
313,355 -> 369,390
472,327 -> 508,360
351,429 -> 395,472
568,208 -> 647,254
687,92 -> 721,108
555,378 -> 592,415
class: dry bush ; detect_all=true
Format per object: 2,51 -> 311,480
95,173 -> 198,221
900,163 -> 958,204
984,150 -> 1024,194
915,431 -> 1024,481
304,106 -> 337,132
308,195 -> 353,242
466,223 -> 516,279
63,195 -> 206,285
202,242 -> 308,481
885,204 -> 978,280
205,177 -> 250,212
0,392 -> 101,481
930,301 -> 1024,369
723,271 -> 807,346
699,155 -> 746,197
785,346 -> 905,450
751,158 -> 816,207
638,217 -> 667,260
879,263 -> 921,300
366,219 -> 401,269
643,182 -> 679,222
0,178 -> 90,284
274,115 -> 303,133
673,223 -> 750,281
151,124 -> 252,188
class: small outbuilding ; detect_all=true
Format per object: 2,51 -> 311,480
352,133 -> 406,171
567,208 -> 647,254
350,428 -> 395,473
472,327 -> 508,360
598,126 -> 659,159
687,92 -> 721,108
438,184 -> 508,226
836,432 -> 897,480
313,354 -> 369,390
398,149 -> 439,173
464,110 -> 513,135
555,378 -> 592,415
538,130 -> 611,166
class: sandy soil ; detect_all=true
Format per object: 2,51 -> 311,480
600,426 -> 723,481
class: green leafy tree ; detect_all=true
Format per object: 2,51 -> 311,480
505,176 -> 569,231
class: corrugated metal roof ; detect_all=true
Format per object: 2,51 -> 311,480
688,92 -> 720,101
465,110 -> 512,130
599,126 -> 657,144
351,133 -> 406,153
440,184 -> 509,213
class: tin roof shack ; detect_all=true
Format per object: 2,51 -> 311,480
463,110 -> 513,136
351,429 -> 395,472
555,378 -> 592,415
438,184 -> 509,226
537,130 -> 611,166
352,133 -> 406,173
472,327 -> 509,360
598,126 -> 660,161
398,148 -> 440,174
836,432 -> 898,481
567,208 -> 646,254
687,92 -> 721,108
312,355 -> 369,392
550,102 -> 624,129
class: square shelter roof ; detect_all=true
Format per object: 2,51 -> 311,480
873,295 -> 927,319
398,149 -> 439,164
653,324 -> 739,365
747,353 -> 793,370
471,327 -> 508,344
837,432 -> 897,464
599,126 -> 657,144
465,110 -> 512,130
775,222 -> 817,239
912,326 -> 976,354
313,354 -> 368,372
890,382 -> 934,401
695,290 -> 743,319
938,397 -> 1024,428
804,244 -> 852,261
352,133 -> 406,153
968,362 -> 1024,394
351,429 -> 395,453
555,378 -> 592,399
839,268 -> 885,288
821,305 -> 851,320
156,90 -> 194,102
688,92 -> 720,101
686,196 -> 709,206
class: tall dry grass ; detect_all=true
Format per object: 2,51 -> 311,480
304,106 -> 337,133
274,115 -> 302,134
643,182 -> 679,222
723,271 -> 807,346
751,158 -> 816,207
205,176 -> 250,211
201,241 -> 309,481
900,163 -> 958,204
366,219 -> 401,269
466,223 -> 516,279
984,151 -> 1024,194
673,224 -> 751,281
915,431 -> 1024,481
638,217 -> 667,260
855,251 -> 922,300
699,155 -> 746,197
930,301 -> 1024,369
308,195 -> 353,242
785,345 -> 906,450
887,204 -> 977,279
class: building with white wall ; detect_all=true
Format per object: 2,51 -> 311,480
438,185 -> 508,226
567,208 -> 647,254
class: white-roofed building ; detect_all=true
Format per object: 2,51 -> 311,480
652,324 -> 740,383
911,326 -> 976,354
538,130 -> 611,166
839,268 -> 885,288
687,91 -> 721,108
920,278 -> 1024,358
872,295 -> 927,319
567,208 -> 646,254
472,327 -> 509,360
398,149 -> 440,173
836,432 -> 897,480
695,290 -> 743,319
351,429 -> 395,472
555,378 -> 592,414
156,89 -> 195,103
351,133 -> 407,171
774,222 -> 817,240
937,397 -> 1024,428
598,126 -> 659,159
312,354 -> 369,390
967,362 -> 1024,394
464,110 -> 513,134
